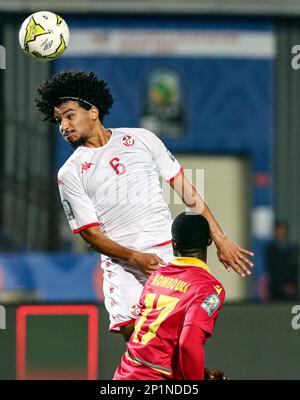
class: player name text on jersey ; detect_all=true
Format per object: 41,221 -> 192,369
152,274 -> 190,293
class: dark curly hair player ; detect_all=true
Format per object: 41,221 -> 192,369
36,71 -> 113,147
35,70 -> 253,344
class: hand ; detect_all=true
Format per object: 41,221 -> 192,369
204,368 -> 228,380
214,235 -> 254,277
128,251 -> 166,276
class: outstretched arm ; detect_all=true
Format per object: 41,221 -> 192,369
170,170 -> 254,277
80,226 -> 165,276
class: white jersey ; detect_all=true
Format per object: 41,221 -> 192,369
58,128 -> 182,251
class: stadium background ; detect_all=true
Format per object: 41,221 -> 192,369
0,0 -> 299,379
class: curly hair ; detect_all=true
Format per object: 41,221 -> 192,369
36,71 -> 114,123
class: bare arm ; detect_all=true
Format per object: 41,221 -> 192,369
79,225 -> 165,276
170,171 -> 254,277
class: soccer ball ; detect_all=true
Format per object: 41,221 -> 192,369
18,11 -> 70,60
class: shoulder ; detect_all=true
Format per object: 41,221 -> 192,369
198,279 -> 226,310
111,128 -> 163,152
57,148 -> 84,181
112,127 -> 158,141
195,271 -> 225,299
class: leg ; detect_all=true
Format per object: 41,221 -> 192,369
101,257 -> 145,336
102,247 -> 170,340
119,320 -> 135,342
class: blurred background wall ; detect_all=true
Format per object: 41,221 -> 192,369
0,0 -> 300,379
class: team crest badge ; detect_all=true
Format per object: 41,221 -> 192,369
200,294 -> 220,316
130,304 -> 141,317
121,135 -> 135,147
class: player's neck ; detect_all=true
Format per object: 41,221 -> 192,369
174,250 -> 207,263
84,125 -> 112,148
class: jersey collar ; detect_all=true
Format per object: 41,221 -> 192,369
172,257 -> 211,274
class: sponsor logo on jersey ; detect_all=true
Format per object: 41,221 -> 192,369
213,285 -> 223,296
81,162 -> 94,174
121,135 -> 135,147
200,294 -> 220,316
62,200 -> 75,221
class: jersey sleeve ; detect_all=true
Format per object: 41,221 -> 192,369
139,129 -> 183,182
57,166 -> 100,234
184,284 -> 225,337
178,324 -> 206,380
